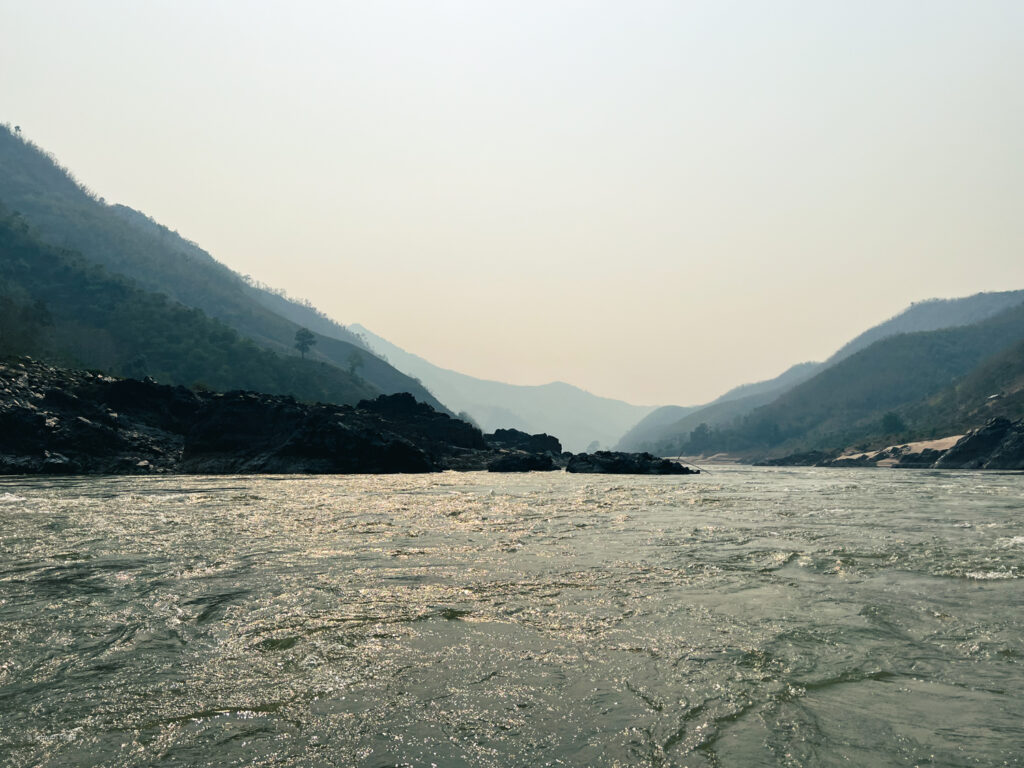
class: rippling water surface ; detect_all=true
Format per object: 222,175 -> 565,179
1,467 -> 1022,767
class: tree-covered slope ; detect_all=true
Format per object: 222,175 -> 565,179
658,302 -> 1024,456
0,208 -> 377,404
616,362 -> 819,451
825,291 -> 1024,365
903,337 -> 1024,435
618,292 -> 1024,454
0,125 -> 444,410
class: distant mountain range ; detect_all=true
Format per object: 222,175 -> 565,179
351,325 -> 657,452
617,290 -> 1024,457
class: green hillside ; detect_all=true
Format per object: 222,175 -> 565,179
904,337 -> 1024,435
0,125 -> 445,410
826,291 -> 1024,365
0,207 -> 376,403
616,362 -> 818,451
654,302 -> 1024,457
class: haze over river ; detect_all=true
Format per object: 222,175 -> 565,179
1,468 -> 1022,767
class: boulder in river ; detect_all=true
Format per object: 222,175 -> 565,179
484,428 -> 562,456
486,451 -> 557,472
566,450 -> 697,475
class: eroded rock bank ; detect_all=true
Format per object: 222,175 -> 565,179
0,358 -> 696,476
756,418 -> 1024,470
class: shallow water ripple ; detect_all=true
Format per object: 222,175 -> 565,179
1,468 -> 1022,766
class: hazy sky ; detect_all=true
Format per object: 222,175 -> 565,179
3,1 -> 1023,405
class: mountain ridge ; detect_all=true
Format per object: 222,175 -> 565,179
617,290 -> 1024,453
0,124 -> 445,410
352,323 -> 656,453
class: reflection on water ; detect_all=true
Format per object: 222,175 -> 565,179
1,468 -> 1022,766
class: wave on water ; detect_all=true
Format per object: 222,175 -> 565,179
1,467 -> 1022,767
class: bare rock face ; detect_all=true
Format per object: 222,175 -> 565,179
357,393 -> 487,454
485,428 -> 562,456
566,451 -> 698,475
0,358 -> 196,474
934,419 -> 1024,470
755,451 -> 834,467
486,452 -> 557,472
0,358 -> 454,475
179,392 -> 435,474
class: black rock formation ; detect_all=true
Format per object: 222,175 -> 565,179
1,358 -> 705,477
0,359 -> 196,474
484,428 -> 562,456
934,418 -> 1024,470
486,452 -> 557,472
0,358 -> 445,475
755,451 -> 834,467
180,392 -> 435,474
566,451 -> 697,475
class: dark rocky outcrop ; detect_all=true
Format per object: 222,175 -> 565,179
0,360 -> 196,474
358,393 -> 486,454
485,428 -> 562,456
934,418 -> 1024,470
0,358 -> 702,476
179,392 -> 434,474
566,451 -> 698,475
755,418 -> 1024,470
479,427 -> 563,473
486,452 -> 556,473
755,451 -> 835,467
0,358 -> 446,475
893,448 -> 947,468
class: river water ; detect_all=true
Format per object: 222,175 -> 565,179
0,467 -> 1021,767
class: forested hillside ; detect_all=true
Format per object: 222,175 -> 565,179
903,337 -> 1024,435
616,362 -> 818,451
0,124 -> 444,409
826,292 -> 1024,365
0,208 -> 379,403
618,292 -> 1024,454
650,302 -> 1024,457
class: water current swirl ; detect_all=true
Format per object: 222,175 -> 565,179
1,467 -> 1021,766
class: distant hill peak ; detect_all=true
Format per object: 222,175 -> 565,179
351,323 -> 656,452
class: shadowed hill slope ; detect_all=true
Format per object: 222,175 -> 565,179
618,292 -> 1024,453
0,125 -> 444,410
616,362 -> 819,451
0,208 -> 377,403
658,301 -> 1024,457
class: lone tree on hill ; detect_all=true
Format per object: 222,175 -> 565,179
294,327 -> 316,359
347,350 -> 364,377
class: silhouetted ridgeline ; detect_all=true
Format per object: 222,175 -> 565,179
0,124 -> 444,410
0,358 -> 695,475
0,208 -> 376,404
622,293 -> 1024,460
351,324 -> 656,453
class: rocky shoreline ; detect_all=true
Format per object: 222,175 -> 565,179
0,358 -> 697,476
756,419 -> 1024,470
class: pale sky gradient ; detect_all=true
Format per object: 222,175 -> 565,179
3,1 -> 1023,405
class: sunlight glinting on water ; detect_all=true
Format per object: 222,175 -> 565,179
1,467 -> 1022,767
